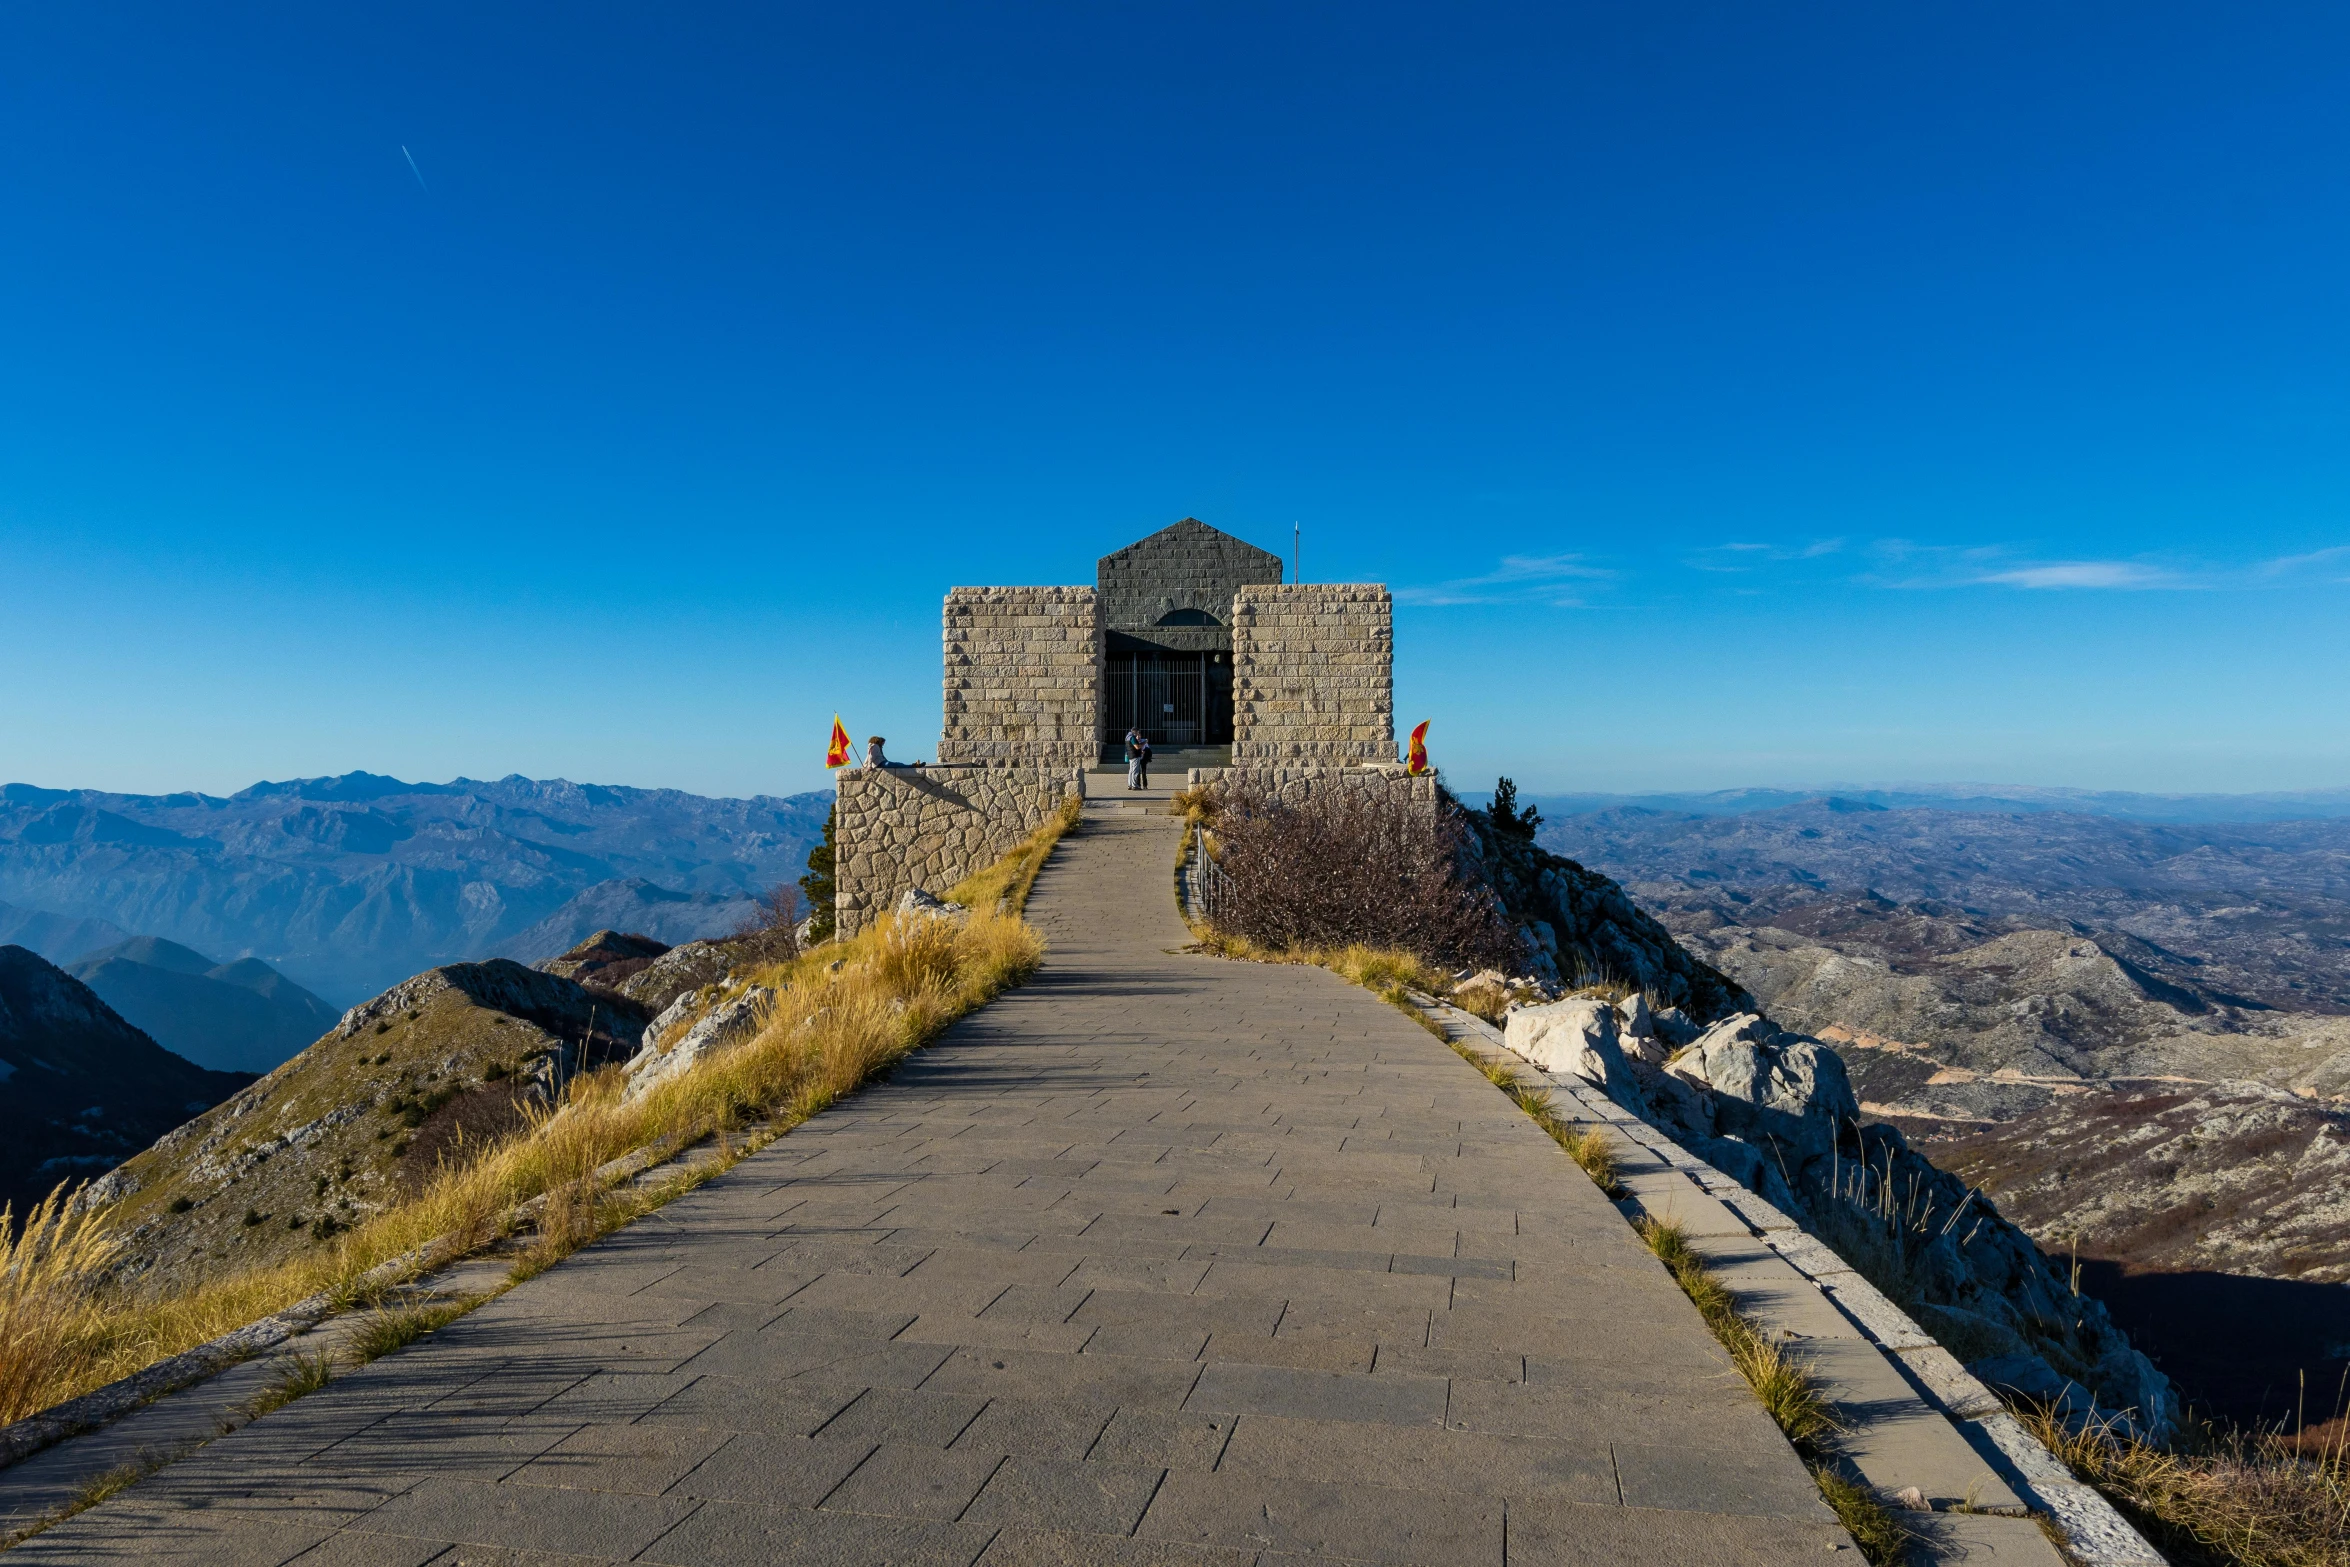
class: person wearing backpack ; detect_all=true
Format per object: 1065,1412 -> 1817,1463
1124,728 -> 1145,791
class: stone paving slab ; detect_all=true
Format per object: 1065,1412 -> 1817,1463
17,802 -> 1847,1564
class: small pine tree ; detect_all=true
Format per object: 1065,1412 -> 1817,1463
799,805 -> 838,943
1488,776 -> 1542,841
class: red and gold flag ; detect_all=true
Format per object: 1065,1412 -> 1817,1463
825,715 -> 853,769
1405,720 -> 1431,776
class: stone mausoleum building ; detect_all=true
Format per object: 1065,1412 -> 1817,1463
834,518 -> 1415,933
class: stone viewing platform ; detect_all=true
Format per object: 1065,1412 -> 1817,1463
11,799 -> 1862,1564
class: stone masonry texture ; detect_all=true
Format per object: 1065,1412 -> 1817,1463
1230,584 -> 1395,764
16,802 -> 1849,1565
938,586 -> 1102,768
1096,518 -> 1285,655
834,764 -> 1085,936
1186,764 -> 1439,816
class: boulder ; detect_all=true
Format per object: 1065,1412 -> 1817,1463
1668,1013 -> 1856,1158
1504,998 -> 1647,1114
622,984 -> 776,1104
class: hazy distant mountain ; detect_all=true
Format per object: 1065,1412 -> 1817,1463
492,878 -> 757,967
0,774 -> 830,1005
1539,798 -> 2350,1013
1523,783 -> 2350,823
67,937 -> 340,1074
0,945 -> 253,1215
0,897 -> 128,966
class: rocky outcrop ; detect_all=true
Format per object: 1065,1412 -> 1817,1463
1461,816 -> 1746,1024
1502,986 -> 2179,1438
622,985 -> 777,1104
533,929 -> 670,991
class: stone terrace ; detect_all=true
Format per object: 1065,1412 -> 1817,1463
17,801 -> 1847,1565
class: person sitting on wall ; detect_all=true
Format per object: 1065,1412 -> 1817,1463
865,736 -> 889,769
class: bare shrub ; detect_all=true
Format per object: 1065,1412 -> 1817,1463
1205,786 -> 1522,973
731,883 -> 805,963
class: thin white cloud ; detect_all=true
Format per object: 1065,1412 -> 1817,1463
1688,538 -> 1844,573
2258,544 -> 2350,579
1394,553 -> 1615,607
1973,561 -> 2180,590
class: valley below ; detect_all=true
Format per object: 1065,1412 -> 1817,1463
1541,792 -> 2350,1434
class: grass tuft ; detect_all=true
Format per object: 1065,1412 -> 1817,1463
2017,1400 -> 2349,1567
1639,1216 -> 1840,1448
1811,1465 -> 1920,1564
344,1297 -> 473,1365
238,1347 -> 335,1421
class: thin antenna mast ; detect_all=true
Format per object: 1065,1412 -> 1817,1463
1293,522 -> 1300,584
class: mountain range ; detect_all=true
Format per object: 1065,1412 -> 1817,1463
0,773 -> 832,1005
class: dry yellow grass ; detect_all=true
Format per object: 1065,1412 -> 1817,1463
0,801 -> 1076,1434
0,1186 -> 125,1426
2019,1401 -> 2349,1567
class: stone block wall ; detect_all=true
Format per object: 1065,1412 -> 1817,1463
937,587 -> 1100,767
1185,764 -> 1439,816
1229,584 -> 1395,763
833,764 -> 1086,936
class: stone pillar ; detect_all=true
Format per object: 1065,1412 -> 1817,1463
1230,584 -> 1395,763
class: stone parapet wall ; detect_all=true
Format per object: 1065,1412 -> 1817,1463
834,764 -> 1086,936
937,586 -> 1100,768
1185,764 -> 1439,815
1229,584 -> 1394,762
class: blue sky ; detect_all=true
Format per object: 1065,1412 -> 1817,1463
5,3 -> 2348,800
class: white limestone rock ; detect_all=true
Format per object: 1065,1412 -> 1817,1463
1504,997 -> 1647,1114
1667,1012 -> 1857,1158
622,984 -> 776,1104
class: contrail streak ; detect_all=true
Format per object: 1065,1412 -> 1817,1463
401,145 -> 427,190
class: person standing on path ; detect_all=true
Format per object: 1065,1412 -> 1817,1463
1124,728 -> 1145,790
1136,732 -> 1152,788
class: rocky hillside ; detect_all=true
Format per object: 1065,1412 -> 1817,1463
87,959 -> 646,1293
1542,797 -> 2350,1013
0,773 -> 830,1004
86,922 -> 796,1295
66,937 -> 338,1074
0,946 -> 253,1214
1667,895 -> 2350,1121
1921,1081 -> 2350,1284
1459,806 -> 1747,1024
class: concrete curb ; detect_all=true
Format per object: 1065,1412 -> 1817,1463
1414,997 -> 2167,1567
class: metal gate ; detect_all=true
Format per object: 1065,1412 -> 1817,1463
1104,652 -> 1205,748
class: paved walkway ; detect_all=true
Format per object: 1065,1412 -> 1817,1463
18,801 -> 1847,1565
